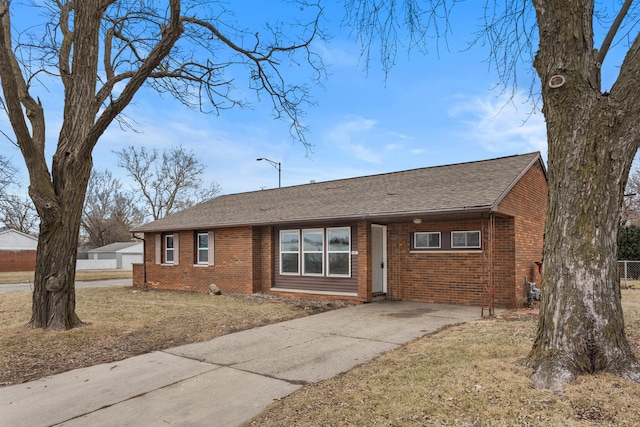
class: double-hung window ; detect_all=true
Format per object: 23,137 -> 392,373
164,234 -> 175,263
280,230 -> 300,274
451,231 -> 481,248
196,232 -> 209,264
327,227 -> 350,276
303,229 -> 324,275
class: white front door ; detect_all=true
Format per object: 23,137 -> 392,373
371,225 -> 387,294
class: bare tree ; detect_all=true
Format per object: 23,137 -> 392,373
0,1 -> 323,330
82,169 -> 143,248
115,145 -> 221,221
0,194 -> 38,235
0,154 -> 16,202
345,1 -> 640,391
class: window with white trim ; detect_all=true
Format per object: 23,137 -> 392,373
414,232 -> 441,249
279,227 -> 352,277
451,230 -> 481,248
196,232 -> 209,264
327,227 -> 351,276
280,230 -> 300,274
164,234 -> 175,263
303,229 -> 324,275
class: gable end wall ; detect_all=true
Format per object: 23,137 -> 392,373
496,161 -> 548,306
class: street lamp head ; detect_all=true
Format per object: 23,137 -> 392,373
256,157 -> 281,188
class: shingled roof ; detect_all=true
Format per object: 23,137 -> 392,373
133,152 -> 544,233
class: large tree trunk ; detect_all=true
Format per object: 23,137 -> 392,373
527,0 -> 640,392
527,114 -> 640,391
27,155 -> 92,330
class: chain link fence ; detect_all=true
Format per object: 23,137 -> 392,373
619,261 -> 640,288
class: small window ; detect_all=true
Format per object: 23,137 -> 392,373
451,231 -> 481,248
414,232 -> 441,249
280,230 -> 300,275
164,234 -> 174,263
196,232 -> 209,264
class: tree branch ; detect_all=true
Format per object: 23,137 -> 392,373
596,0 -> 633,67
87,0 -> 184,153
0,2 -> 53,209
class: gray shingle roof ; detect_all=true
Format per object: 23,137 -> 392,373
133,152 -> 543,233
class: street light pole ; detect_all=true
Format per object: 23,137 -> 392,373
256,158 -> 281,188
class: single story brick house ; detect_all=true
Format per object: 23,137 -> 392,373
132,152 -> 547,310
0,228 -> 38,272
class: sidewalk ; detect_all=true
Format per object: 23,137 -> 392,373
0,301 -> 482,426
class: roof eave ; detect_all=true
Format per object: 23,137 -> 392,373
131,205 -> 494,233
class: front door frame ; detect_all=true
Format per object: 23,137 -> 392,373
371,224 -> 387,295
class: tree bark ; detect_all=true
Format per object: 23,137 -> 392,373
527,0 -> 640,392
27,161 -> 91,330
0,1 -> 184,330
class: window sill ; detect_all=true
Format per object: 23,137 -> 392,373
410,250 -> 482,254
192,263 -> 212,267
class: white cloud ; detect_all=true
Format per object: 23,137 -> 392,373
317,40 -> 360,69
448,92 -> 548,156
322,116 -> 418,165
325,116 -> 382,163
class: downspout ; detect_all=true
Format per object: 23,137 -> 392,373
481,212 -> 496,317
488,212 -> 495,316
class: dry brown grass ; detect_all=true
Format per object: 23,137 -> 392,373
4,284 -> 640,426
0,269 -> 132,285
246,290 -> 640,427
0,286 -> 338,386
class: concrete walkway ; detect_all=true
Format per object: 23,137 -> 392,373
0,301 -> 482,427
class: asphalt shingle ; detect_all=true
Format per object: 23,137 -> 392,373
133,152 -> 543,232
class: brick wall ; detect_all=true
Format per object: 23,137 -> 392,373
0,250 -> 37,272
386,218 -> 517,307
387,218 -> 498,305
138,227 -> 256,294
496,161 -> 547,306
357,220 -> 371,303
253,226 -> 273,293
132,263 -> 143,287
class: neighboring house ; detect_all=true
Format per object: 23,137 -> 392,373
0,228 -> 38,272
77,241 -> 143,270
132,152 -> 548,309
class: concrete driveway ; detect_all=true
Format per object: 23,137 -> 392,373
0,301 -> 482,427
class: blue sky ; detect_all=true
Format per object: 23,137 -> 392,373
4,1 -> 614,197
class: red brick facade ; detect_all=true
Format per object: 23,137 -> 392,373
135,160 -> 547,309
0,250 -> 37,272
137,227 -> 256,294
495,162 -> 548,305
